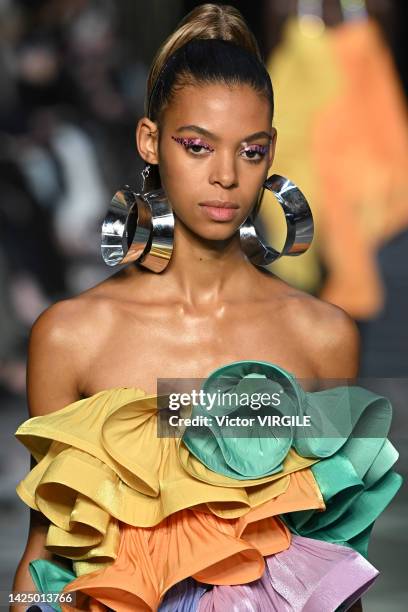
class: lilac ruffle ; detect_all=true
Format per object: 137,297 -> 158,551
197,535 -> 378,612
159,576 -> 209,611
159,535 -> 378,612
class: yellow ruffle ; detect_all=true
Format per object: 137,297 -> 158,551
16,388 -> 318,568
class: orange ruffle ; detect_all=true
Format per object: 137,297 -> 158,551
62,468 -> 324,611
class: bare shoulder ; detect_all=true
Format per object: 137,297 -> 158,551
27,276 -> 122,416
277,283 -> 360,380
30,281 -> 116,348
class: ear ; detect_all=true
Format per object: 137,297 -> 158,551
136,117 -> 159,164
268,127 -> 277,167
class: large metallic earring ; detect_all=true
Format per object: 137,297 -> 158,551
100,165 -> 174,273
239,174 -> 314,266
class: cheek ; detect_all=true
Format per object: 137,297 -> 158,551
239,164 -> 267,200
158,146 -> 207,202
157,162 -> 193,218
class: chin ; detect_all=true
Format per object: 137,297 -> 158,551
192,223 -> 241,243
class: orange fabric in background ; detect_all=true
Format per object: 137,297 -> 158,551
316,19 -> 408,317
266,18 -> 408,318
62,468 -> 324,612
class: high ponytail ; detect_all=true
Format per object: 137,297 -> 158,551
145,4 -> 273,122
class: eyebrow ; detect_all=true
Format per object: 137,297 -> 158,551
175,125 -> 272,143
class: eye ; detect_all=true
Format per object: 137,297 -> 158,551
240,144 -> 269,162
171,136 -> 214,155
188,143 -> 211,154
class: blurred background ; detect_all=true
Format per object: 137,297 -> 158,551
0,0 -> 407,610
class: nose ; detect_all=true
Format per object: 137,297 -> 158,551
209,149 -> 238,189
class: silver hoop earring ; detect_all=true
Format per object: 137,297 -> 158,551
100,167 -> 174,273
239,175 -> 314,266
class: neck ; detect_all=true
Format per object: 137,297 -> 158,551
132,217 -> 261,308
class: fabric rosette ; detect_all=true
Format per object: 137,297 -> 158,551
182,360 -> 402,554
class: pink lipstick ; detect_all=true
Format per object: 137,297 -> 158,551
199,200 -> 239,222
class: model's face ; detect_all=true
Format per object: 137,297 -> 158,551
138,82 -> 276,240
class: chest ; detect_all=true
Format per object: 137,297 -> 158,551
83,303 -> 317,396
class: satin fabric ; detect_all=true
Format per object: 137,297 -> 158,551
183,360 -> 402,555
29,535 -> 378,612
183,361 -> 393,478
29,559 -> 75,612
16,382 -> 314,573
197,535 -> 378,612
15,385 -> 317,575
158,578 -> 209,611
284,438 -> 402,556
61,469 -> 324,610
15,359 -> 401,611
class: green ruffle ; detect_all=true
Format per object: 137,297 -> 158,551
181,360 -> 402,554
29,559 -> 75,612
283,438 -> 402,556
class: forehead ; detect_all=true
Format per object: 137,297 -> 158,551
162,82 -> 271,138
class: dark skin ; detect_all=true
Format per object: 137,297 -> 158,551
12,82 -> 361,611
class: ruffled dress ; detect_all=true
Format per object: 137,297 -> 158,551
15,360 -> 402,612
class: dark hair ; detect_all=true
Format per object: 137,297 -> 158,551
146,4 -> 274,122
144,4 -> 273,198
148,38 -> 274,122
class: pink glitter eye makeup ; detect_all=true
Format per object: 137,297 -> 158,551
171,136 -> 214,153
240,144 -> 269,161
171,136 -> 268,162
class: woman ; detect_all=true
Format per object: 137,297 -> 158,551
12,4 -> 401,611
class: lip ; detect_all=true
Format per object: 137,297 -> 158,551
199,200 -> 239,209
199,200 -> 240,222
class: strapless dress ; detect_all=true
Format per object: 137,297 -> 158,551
15,360 -> 402,612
